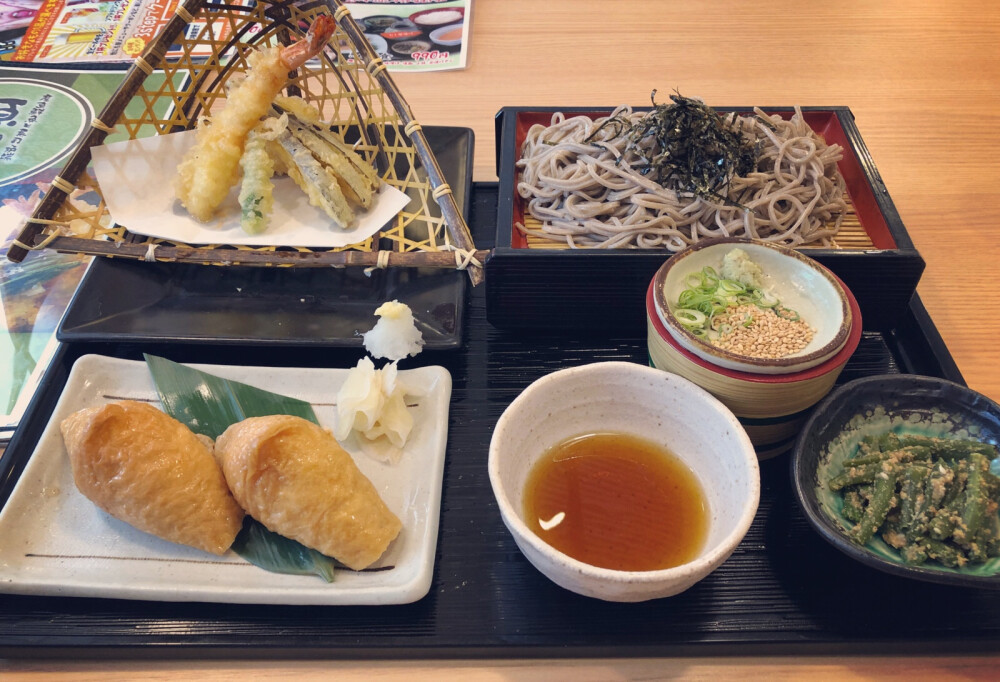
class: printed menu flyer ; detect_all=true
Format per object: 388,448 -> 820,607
2,0 -> 470,71
341,0 -> 469,72
7,0 -> 249,63
0,65 -> 171,436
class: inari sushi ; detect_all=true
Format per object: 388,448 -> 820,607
60,400 -> 245,555
214,415 -> 402,570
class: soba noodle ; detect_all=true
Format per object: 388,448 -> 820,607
515,106 -> 848,250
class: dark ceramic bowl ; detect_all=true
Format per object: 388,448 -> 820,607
360,15 -> 414,33
791,374 -> 1000,588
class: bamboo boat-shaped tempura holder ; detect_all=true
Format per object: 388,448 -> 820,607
8,0 -> 486,285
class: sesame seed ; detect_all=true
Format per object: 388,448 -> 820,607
712,304 -> 815,359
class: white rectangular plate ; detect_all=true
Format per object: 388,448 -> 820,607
0,354 -> 451,605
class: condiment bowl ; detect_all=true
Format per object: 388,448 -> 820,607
647,272 -> 862,459
390,40 -> 430,57
409,7 -> 465,28
429,23 -> 464,47
360,15 -> 412,33
488,361 -> 760,602
653,238 -> 851,375
364,33 -> 389,55
792,374 -> 1000,588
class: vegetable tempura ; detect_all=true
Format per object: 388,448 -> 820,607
174,16 -> 336,222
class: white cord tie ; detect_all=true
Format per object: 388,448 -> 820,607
443,245 -> 481,271
363,249 -> 390,276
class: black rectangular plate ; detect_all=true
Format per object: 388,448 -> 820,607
57,126 -> 475,349
3,185 -> 999,659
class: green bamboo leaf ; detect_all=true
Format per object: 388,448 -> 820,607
143,354 -> 337,581
231,517 -> 343,583
143,353 -> 318,439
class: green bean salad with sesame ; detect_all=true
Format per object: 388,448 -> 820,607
831,432 -> 1000,567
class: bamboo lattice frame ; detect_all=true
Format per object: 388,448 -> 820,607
519,199 -> 874,250
8,0 -> 486,284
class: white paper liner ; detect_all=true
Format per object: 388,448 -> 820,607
91,130 -> 411,248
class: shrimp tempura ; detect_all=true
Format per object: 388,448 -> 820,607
174,16 -> 336,222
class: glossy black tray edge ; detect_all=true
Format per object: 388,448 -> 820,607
0,291 -> 985,660
57,126 -> 475,350
5,637 -> 1000,662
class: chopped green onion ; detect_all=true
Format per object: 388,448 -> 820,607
673,308 -> 706,328
685,273 -> 704,288
672,261 -> 801,341
775,307 -> 800,322
717,280 -> 746,295
754,289 -> 780,308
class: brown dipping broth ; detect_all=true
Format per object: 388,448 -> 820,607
523,432 -> 709,572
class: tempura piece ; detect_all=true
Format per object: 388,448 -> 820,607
174,16 -> 336,222
215,415 -> 402,570
238,130 -> 276,234
273,95 -> 380,206
60,400 -> 245,555
288,121 -> 377,209
276,129 -> 354,228
237,115 -> 287,234
311,127 -> 380,188
266,138 -> 290,176
274,94 -> 324,125
363,299 -> 425,361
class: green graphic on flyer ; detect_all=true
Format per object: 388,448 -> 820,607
0,68 -> 173,428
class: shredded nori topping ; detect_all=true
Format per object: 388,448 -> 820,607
589,90 -> 761,204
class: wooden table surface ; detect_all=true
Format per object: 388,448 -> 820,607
4,0 -> 1000,678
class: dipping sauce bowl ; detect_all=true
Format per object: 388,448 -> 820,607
488,361 -> 760,601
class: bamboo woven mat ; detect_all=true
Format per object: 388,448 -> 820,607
520,197 -> 872,251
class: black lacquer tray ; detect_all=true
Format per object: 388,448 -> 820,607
2,184 -> 999,659
57,126 -> 474,350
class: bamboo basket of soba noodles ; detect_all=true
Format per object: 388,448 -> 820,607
7,0 -> 486,285
487,92 -> 925,332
